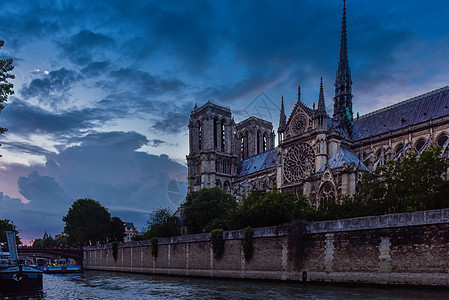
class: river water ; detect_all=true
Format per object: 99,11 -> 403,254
1,271 -> 448,299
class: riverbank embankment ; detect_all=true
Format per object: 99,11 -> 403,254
83,208 -> 449,286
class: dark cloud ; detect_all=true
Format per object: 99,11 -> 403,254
81,61 -> 111,77
21,68 -> 81,107
152,111 -> 189,134
1,141 -> 54,156
149,139 -> 166,147
150,101 -> 194,134
1,131 -> 187,242
59,30 -> 115,65
18,171 -> 71,207
3,98 -> 112,136
109,68 -> 186,96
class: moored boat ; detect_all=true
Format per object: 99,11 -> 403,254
0,231 -> 43,293
0,262 -> 43,292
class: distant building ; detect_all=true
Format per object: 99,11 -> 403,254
187,1 -> 449,205
123,222 -> 138,242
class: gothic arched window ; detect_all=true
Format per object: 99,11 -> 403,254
395,143 -> 403,155
437,134 -> 448,147
263,132 -> 267,151
198,121 -> 202,150
257,130 -> 261,154
319,181 -> 336,208
221,119 -> 226,152
415,139 -> 426,152
239,133 -> 244,158
213,117 -> 218,149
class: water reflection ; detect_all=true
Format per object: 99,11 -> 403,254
1,271 -> 448,299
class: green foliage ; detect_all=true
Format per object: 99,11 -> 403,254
55,235 -> 68,247
63,198 -> 125,246
242,226 -> 253,262
150,237 -> 158,258
112,241 -> 119,261
183,187 -> 237,233
210,229 -> 224,260
33,234 -> 68,248
110,217 -> 125,242
356,145 -> 449,215
133,208 -> 180,241
229,190 -> 309,229
307,146 -> 449,221
0,219 -> 21,245
0,40 -> 14,138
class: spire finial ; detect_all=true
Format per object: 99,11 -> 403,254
318,77 -> 326,115
297,85 -> 301,102
279,96 -> 286,132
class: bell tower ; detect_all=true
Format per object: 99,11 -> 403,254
187,101 -> 237,194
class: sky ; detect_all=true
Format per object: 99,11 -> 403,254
0,0 -> 449,244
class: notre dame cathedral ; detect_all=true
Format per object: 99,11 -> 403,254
186,1 -> 449,206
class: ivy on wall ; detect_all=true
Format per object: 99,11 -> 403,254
210,229 -> 224,260
151,237 -> 158,258
242,226 -> 253,262
112,241 -> 118,261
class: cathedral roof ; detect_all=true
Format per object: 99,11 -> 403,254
318,147 -> 368,172
353,86 -> 449,141
236,148 -> 278,177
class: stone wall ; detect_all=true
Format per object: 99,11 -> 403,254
84,208 -> 449,286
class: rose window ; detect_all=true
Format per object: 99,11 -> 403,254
291,114 -> 307,135
283,143 -> 315,183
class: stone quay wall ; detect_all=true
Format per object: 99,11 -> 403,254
83,208 -> 449,286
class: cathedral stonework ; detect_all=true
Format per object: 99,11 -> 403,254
187,1 -> 449,204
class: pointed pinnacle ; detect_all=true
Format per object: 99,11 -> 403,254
318,77 -> 326,114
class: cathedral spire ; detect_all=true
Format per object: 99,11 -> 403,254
317,77 -> 326,115
279,96 -> 286,131
333,0 -> 353,139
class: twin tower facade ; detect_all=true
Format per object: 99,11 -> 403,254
187,1 -> 449,205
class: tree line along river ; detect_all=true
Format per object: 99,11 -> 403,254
1,271 -> 448,299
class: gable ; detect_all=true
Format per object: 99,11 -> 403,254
284,101 -> 313,139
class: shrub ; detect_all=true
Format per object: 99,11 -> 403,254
242,226 -> 253,262
112,241 -> 119,261
210,229 -> 224,260
151,237 -> 158,258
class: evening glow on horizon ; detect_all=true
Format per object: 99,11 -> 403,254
1,0 -> 449,243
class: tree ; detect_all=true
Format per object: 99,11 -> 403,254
357,145 -> 449,214
134,208 -> 180,240
109,217 -> 125,242
0,40 -> 14,154
183,187 -> 237,233
63,198 -> 124,246
229,190 -> 310,229
0,219 -> 20,245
